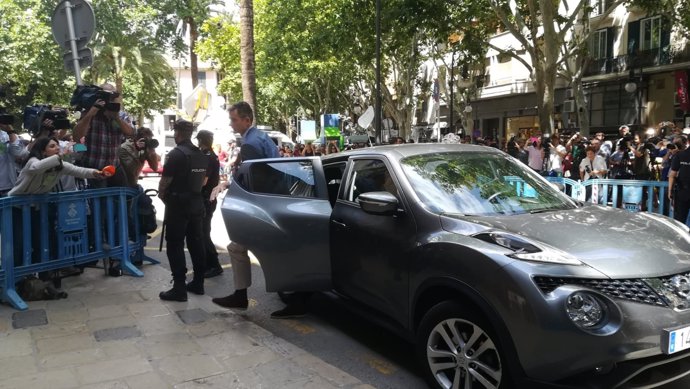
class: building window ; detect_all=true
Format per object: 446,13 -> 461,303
197,71 -> 207,84
591,29 -> 607,59
640,16 -> 661,51
590,0 -> 611,16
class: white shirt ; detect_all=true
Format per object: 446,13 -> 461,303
579,156 -> 607,181
548,144 -> 567,172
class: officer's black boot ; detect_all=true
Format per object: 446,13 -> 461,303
159,280 -> 187,302
186,278 -> 205,295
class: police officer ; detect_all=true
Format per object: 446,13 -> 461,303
195,130 -> 223,278
668,142 -> 690,224
158,119 -> 208,301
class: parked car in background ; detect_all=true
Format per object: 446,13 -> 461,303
222,144 -> 690,389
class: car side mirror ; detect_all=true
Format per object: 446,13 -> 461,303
358,191 -> 399,216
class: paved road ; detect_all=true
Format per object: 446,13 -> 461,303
138,176 -> 690,389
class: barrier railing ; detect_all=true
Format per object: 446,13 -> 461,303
546,177 -> 671,217
0,187 -> 158,310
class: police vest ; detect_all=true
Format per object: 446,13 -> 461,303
176,142 -> 207,194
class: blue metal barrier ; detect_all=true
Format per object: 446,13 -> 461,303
546,177 -> 672,217
0,187 -> 158,310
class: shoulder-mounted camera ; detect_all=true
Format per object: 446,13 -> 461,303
23,105 -> 71,137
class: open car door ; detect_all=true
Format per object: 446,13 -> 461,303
220,157 -> 332,292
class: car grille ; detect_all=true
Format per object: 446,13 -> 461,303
533,276 -> 667,307
645,272 -> 690,311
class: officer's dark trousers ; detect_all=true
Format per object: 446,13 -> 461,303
164,196 -> 206,282
673,188 -> 690,225
203,200 -> 220,269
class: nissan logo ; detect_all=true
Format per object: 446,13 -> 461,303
670,276 -> 690,299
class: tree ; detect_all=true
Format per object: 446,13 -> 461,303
197,16 -> 242,100
0,0 -> 73,115
87,0 -> 176,118
239,0 -> 258,121
148,0 -> 217,89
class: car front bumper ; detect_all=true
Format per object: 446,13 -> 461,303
494,261 -> 690,388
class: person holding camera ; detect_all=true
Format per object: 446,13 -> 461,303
118,127 -> 159,188
0,120 -> 27,196
73,84 -> 133,187
579,146 -> 608,202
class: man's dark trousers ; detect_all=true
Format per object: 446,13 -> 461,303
165,195 -> 206,282
203,199 -> 220,270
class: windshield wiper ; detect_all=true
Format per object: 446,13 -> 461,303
529,208 -> 555,214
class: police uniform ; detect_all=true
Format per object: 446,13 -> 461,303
670,147 -> 690,223
160,137 -> 208,300
199,136 -> 222,277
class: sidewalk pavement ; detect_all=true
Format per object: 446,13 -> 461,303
0,254 -> 375,389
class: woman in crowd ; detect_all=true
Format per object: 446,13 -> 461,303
10,136 -> 103,195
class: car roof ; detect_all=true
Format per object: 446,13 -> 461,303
321,143 -> 504,163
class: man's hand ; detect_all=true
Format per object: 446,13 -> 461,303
210,181 -> 229,202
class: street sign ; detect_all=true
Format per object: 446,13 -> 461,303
51,0 -> 95,51
51,0 -> 96,85
62,48 -> 93,72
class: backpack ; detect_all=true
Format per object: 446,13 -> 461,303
131,186 -> 158,234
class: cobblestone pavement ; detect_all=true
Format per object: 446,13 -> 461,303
0,258 -> 375,389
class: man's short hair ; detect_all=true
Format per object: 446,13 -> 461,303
619,125 -> 629,132
585,146 -> 596,154
196,129 -> 214,146
136,127 -> 153,139
174,119 -> 194,134
229,102 -> 253,121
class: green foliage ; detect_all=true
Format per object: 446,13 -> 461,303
0,0 -> 73,115
197,16 -> 242,99
0,0 -> 178,123
630,0 -> 690,38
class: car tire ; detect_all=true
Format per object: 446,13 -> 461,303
417,300 -> 513,389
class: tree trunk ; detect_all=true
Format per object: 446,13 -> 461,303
572,78 -> 590,136
239,0 -> 258,123
534,62 -> 556,135
188,17 -> 199,89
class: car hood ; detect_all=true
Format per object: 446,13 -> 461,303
442,206 -> 690,278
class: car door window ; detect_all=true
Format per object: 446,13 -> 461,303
248,160 -> 318,198
345,159 -> 399,202
324,162 -> 346,206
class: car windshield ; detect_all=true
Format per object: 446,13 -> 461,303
400,151 -> 577,216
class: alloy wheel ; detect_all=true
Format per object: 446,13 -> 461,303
426,318 -> 502,389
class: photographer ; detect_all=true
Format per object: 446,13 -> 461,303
546,134 -> 567,176
73,84 -> 133,187
630,132 -> 652,180
118,127 -> 159,188
579,146 -> 608,202
0,118 -> 27,196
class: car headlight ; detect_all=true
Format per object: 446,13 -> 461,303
474,231 -> 582,265
566,292 -> 607,329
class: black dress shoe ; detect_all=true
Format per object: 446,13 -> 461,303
212,293 -> 248,310
270,303 -> 307,319
186,280 -> 205,295
159,286 -> 187,302
204,267 -> 224,279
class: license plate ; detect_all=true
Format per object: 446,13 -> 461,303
663,325 -> 690,354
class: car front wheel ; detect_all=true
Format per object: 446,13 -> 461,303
417,301 -> 511,389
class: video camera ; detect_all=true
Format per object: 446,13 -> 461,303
145,138 -> 159,149
23,105 -> 71,137
70,85 -> 118,111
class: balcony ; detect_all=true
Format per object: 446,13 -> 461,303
583,46 -> 690,77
